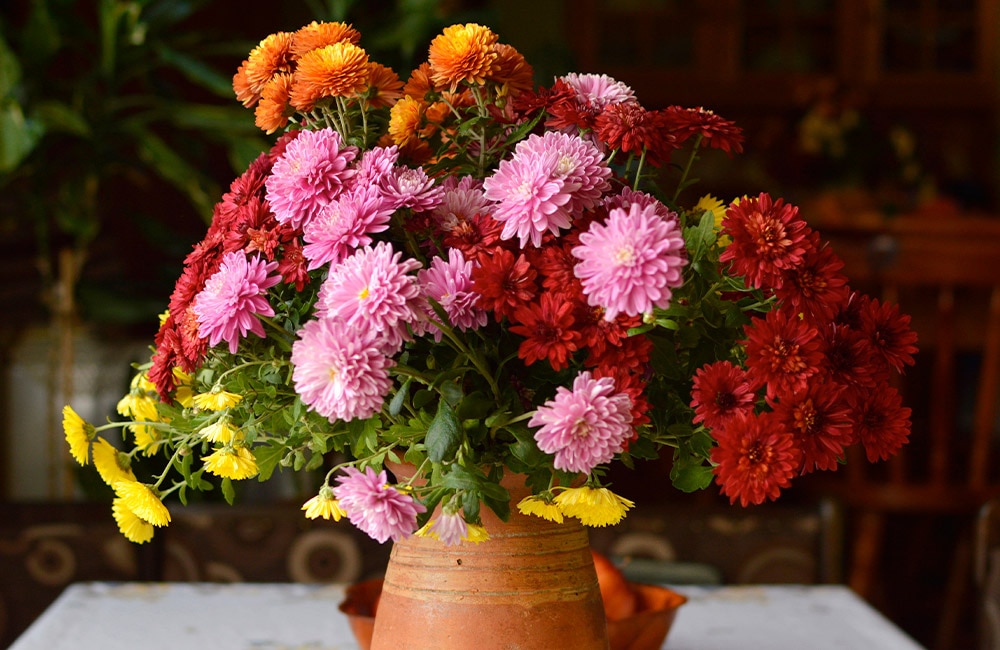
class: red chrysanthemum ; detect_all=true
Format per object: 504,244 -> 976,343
510,291 -> 582,371
471,248 -> 538,318
575,304 -> 641,358
816,323 -> 880,389
542,79 -> 601,132
711,411 -> 802,506
743,307 -> 824,399
592,365 -> 651,432
661,105 -> 744,155
720,193 -> 813,289
442,213 -> 504,265
768,383 -> 853,473
276,236 -> 310,291
593,102 -> 677,166
775,233 -> 850,322
859,296 -> 919,374
848,384 -> 912,462
690,360 -> 757,431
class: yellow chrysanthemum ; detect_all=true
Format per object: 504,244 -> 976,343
117,390 -> 158,420
114,480 -> 171,527
414,519 -> 490,544
92,438 -> 136,486
694,194 -> 730,246
427,23 -> 499,91
192,389 -> 243,412
199,418 -> 241,444
554,486 -> 634,527
203,445 -> 259,480
290,41 -> 370,111
388,95 -> 426,147
290,20 -> 361,59
62,405 -> 93,466
464,524 -> 490,543
130,423 -> 164,457
517,495 -> 564,523
301,488 -> 347,521
112,498 -> 155,544
171,368 -> 195,408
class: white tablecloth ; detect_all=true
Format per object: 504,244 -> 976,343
10,582 -> 925,650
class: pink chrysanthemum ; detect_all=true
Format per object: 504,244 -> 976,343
290,318 -> 394,422
316,242 -> 424,353
302,186 -> 395,269
559,72 -> 635,110
382,165 -> 445,213
333,466 -> 427,543
602,187 -> 675,221
418,248 -> 487,335
426,510 -> 469,546
529,371 -> 633,474
483,143 -> 575,247
265,127 -> 358,230
193,252 -> 280,354
353,145 -> 399,189
514,131 -> 611,216
572,201 -> 687,320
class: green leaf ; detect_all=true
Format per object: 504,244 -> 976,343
129,126 -> 217,216
455,391 -> 494,421
221,477 -> 236,505
426,399 -> 462,463
0,103 -> 43,173
254,443 -> 285,482
670,459 -> 714,492
32,101 -> 90,136
0,34 -> 22,97
156,44 -> 235,98
389,378 -> 411,416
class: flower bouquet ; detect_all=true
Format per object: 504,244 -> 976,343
64,21 -> 916,548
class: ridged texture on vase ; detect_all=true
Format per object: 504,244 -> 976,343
371,494 -> 608,650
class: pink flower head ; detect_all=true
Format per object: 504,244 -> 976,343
427,510 -> 469,546
529,371 -> 633,474
514,131 -> 612,216
418,248 -> 487,336
559,73 -> 635,110
383,166 -> 445,213
333,466 -> 427,543
265,127 -> 358,230
572,201 -> 687,320
602,187 -> 675,221
354,145 -> 400,189
302,185 -> 395,270
194,252 -> 280,354
316,242 -> 424,353
291,317 -> 394,422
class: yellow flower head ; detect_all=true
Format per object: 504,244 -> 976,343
117,390 -> 157,420
114,480 -> 171,527
192,389 -> 243,412
130,423 -> 164,457
199,418 -> 241,444
517,495 -> 564,523
92,438 -> 136,486
62,405 -> 94,466
694,194 -> 730,246
290,41 -> 370,111
427,23 -> 499,91
301,487 -> 347,521
554,486 -> 634,527
464,523 -> 490,543
172,368 -> 195,408
112,497 -> 155,544
203,445 -> 259,480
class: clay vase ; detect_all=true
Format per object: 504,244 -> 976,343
370,470 -> 609,650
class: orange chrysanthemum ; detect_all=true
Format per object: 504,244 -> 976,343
388,95 -> 427,147
255,73 -> 295,134
290,20 -> 361,59
427,23 -> 499,91
290,41 -> 371,111
365,63 -> 404,109
238,32 -> 295,106
403,62 -> 434,99
489,43 -> 534,97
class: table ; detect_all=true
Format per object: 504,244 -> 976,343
9,582 -> 925,650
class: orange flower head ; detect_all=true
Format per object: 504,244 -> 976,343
424,100 -> 451,125
255,73 -> 295,134
364,63 -> 404,109
290,20 -> 361,59
489,43 -> 534,97
233,62 -> 256,107
241,32 -> 295,100
403,62 -> 434,99
427,23 -> 499,91
290,41 -> 371,111
389,95 -> 427,147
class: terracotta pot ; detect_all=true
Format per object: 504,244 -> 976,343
370,469 -> 609,650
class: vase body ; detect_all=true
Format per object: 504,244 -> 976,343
370,475 -> 609,650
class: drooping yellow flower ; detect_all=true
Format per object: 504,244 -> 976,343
199,418 -> 241,444
114,480 -> 171,527
130,423 -> 164,457
517,495 -> 564,523
92,438 -> 136,486
203,445 -> 259,480
301,487 -> 347,521
172,368 -> 195,408
427,23 -> 499,91
62,405 -> 93,466
554,486 -> 634,527
117,389 -> 158,420
290,41 -> 370,111
192,389 -> 243,412
464,524 -> 490,543
112,498 -> 155,544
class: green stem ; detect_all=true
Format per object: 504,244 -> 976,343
672,134 -> 704,203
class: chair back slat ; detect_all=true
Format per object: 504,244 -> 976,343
971,287 -> 1000,488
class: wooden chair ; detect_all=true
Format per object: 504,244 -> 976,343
810,214 -> 1000,649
